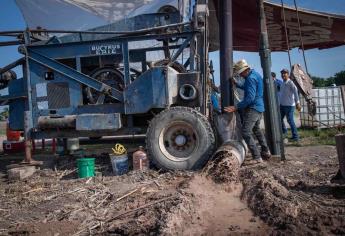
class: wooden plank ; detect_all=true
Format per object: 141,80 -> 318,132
6,161 -> 43,170
340,86 -> 345,113
8,166 -> 36,180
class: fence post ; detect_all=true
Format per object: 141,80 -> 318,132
335,134 -> 345,179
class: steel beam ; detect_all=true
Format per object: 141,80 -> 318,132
258,0 -> 285,159
27,49 -> 124,102
219,0 -> 234,107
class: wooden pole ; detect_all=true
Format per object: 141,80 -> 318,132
335,134 -> 345,179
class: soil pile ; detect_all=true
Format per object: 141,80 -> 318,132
240,146 -> 345,235
1,145 -> 343,235
204,152 -> 241,184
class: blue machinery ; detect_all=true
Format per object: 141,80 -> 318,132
0,3 -> 218,170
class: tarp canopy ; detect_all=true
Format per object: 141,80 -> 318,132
15,0 -> 345,52
15,0 -> 185,31
209,0 -> 345,51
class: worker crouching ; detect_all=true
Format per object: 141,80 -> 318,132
225,59 -> 271,164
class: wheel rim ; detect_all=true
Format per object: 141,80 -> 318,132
86,68 -> 124,104
158,121 -> 199,161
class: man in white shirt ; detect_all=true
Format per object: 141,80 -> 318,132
279,69 -> 301,141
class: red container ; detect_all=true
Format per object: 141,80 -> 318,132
133,146 -> 149,171
6,123 -> 21,141
3,140 -> 25,154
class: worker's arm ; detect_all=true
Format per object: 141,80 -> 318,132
234,79 -> 245,90
291,81 -> 300,104
290,81 -> 302,111
236,77 -> 256,110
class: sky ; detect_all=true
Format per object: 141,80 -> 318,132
0,0 -> 345,89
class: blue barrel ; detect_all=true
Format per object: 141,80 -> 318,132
110,154 -> 128,176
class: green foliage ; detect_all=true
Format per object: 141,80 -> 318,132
334,70 -> 345,86
298,127 -> 345,146
0,107 -> 9,121
310,69 -> 345,88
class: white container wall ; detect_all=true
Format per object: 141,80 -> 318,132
300,87 -> 345,128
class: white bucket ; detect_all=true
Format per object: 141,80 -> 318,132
109,154 -> 128,176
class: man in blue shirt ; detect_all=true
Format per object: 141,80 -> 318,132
271,72 -> 283,92
279,69 -> 301,141
225,59 -> 270,163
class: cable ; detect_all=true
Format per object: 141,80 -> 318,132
280,0 -> 292,69
293,0 -> 309,75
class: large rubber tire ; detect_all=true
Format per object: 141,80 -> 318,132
146,107 -> 215,170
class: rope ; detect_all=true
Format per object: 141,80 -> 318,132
293,0 -> 309,74
280,0 -> 292,69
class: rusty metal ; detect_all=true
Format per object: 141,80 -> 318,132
24,111 -> 33,163
290,64 -> 316,116
37,115 -> 76,129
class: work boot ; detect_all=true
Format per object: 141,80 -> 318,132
247,158 -> 263,165
261,151 -> 271,160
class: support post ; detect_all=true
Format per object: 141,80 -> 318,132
258,0 -> 285,159
24,111 -> 33,163
335,134 -> 345,179
219,0 -> 234,107
52,138 -> 56,153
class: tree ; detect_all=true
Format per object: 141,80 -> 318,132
0,107 -> 9,121
311,76 -> 335,88
334,70 -> 345,86
311,76 -> 327,87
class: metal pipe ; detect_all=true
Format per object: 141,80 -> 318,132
219,0 -> 234,107
280,0 -> 292,69
0,22 -> 190,37
79,134 -> 146,145
213,140 -> 246,165
0,40 -> 23,47
0,58 -> 24,75
258,0 -> 285,159
37,116 -> 76,129
24,111 -> 33,163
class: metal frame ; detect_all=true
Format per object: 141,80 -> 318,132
0,21 -> 206,132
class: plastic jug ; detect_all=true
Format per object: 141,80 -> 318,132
133,146 -> 149,171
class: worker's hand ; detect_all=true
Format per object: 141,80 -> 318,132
224,106 -> 237,113
231,78 -> 236,87
296,103 -> 302,112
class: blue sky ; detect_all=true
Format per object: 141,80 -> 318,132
1,0 -> 345,88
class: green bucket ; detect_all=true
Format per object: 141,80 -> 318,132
77,158 -> 95,178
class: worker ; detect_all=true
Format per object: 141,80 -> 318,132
224,59 -> 271,163
271,72 -> 283,92
279,68 -> 301,142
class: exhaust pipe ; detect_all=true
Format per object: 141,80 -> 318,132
179,84 -> 197,100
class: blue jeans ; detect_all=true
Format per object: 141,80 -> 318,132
280,106 -> 299,140
241,108 -> 269,160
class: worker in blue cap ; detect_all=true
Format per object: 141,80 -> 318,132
279,68 -> 301,142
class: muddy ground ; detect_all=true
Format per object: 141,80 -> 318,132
0,144 -> 344,235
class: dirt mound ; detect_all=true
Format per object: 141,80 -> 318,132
240,146 -> 345,235
163,175 -> 268,235
2,144 -> 342,235
204,152 -> 240,184
9,221 -> 79,236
